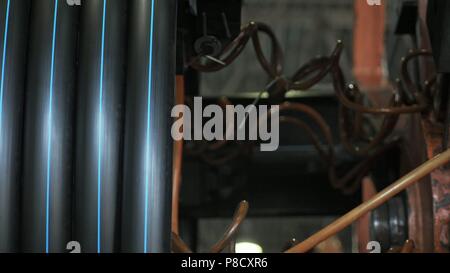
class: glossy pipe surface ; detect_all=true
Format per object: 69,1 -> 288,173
0,0 -> 31,253
21,0 -> 78,253
121,0 -> 177,253
74,0 -> 127,254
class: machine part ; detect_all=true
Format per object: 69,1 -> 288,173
194,35 -> 222,57
21,0 -> 78,253
0,0 -> 30,253
286,148 -> 450,253
404,137 -> 434,253
188,24 -> 431,171
189,22 -> 431,115
370,197 -> 408,252
388,197 -> 408,247
193,0 -> 241,50
418,0 -> 450,252
370,201 -> 390,251
74,0 -> 127,253
195,12 -> 222,57
359,140 -> 416,252
121,0 -> 177,253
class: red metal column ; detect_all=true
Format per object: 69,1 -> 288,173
353,0 -> 386,89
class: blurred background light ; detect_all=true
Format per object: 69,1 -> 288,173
235,242 -> 263,253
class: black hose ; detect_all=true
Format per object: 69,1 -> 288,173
0,0 -> 31,253
21,0 -> 78,253
121,0 -> 177,253
74,0 -> 127,254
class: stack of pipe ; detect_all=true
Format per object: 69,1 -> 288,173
0,0 -> 176,253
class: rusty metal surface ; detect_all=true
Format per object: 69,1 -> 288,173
418,0 -> 450,253
421,120 -> 450,252
200,0 -> 354,97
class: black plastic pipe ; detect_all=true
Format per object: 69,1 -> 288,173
74,0 -> 127,253
121,0 -> 177,253
0,0 -> 31,253
21,0 -> 78,253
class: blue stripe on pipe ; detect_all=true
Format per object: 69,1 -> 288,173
0,0 -> 11,136
46,0 -> 59,254
97,0 -> 107,254
144,0 -> 156,253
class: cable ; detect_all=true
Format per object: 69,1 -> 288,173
186,21 -> 437,195
171,201 -> 249,253
172,76 -> 186,235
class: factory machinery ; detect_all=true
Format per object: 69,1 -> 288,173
0,0 -> 449,253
